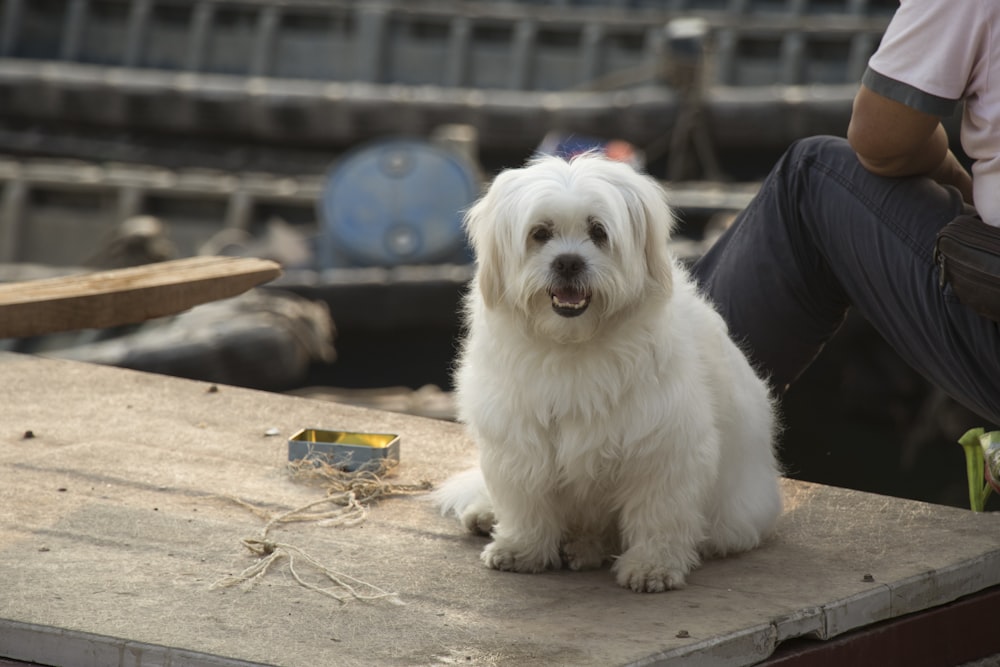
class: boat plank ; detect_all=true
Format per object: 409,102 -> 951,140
0,257 -> 282,338
1,354 -> 999,666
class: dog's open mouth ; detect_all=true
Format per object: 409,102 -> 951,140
550,287 -> 591,318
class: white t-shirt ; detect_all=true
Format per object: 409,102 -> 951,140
864,0 -> 1000,226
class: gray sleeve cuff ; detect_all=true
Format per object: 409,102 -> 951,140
861,67 -> 959,117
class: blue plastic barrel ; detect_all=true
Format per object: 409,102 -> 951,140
317,139 -> 479,269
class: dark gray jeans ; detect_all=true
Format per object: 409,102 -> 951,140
691,135 -> 1000,425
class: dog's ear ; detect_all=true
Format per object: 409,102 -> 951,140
464,180 -> 507,309
641,185 -> 675,296
618,167 -> 675,296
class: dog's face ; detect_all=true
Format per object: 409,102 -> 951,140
464,154 -> 675,342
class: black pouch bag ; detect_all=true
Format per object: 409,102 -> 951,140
934,214 -> 1000,322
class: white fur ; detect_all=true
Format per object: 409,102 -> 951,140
435,154 -> 783,592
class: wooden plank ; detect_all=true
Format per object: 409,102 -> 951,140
1,354 -> 1000,667
0,256 -> 282,338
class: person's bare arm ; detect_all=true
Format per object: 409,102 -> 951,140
847,83 -> 973,202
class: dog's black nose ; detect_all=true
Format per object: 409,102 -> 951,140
552,253 -> 586,279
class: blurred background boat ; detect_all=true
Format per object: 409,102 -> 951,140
0,0 -> 990,508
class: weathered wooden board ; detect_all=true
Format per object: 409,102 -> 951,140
1,354 -> 999,666
0,256 -> 282,338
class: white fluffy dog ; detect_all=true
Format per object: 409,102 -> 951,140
436,154 -> 783,592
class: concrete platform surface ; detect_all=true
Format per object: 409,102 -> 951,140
1,352 -> 999,667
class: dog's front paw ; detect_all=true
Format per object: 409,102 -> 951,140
481,540 -> 557,573
612,550 -> 690,593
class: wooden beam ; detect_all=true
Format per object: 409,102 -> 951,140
0,256 -> 282,339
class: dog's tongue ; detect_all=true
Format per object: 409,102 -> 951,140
553,287 -> 587,306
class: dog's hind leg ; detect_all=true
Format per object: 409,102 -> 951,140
703,367 -> 783,556
702,449 -> 782,557
560,485 -> 618,570
562,518 -> 618,571
434,467 -> 496,535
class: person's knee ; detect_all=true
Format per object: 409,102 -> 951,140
769,135 -> 859,205
787,135 -> 852,163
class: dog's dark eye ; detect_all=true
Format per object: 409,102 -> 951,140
531,225 -> 553,243
588,220 -> 608,245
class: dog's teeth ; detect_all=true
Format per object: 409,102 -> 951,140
551,295 -> 588,309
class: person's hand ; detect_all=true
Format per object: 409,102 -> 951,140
927,145 -> 974,203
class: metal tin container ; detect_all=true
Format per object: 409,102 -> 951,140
287,428 -> 400,471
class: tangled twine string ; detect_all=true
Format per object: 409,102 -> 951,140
212,459 -> 432,604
